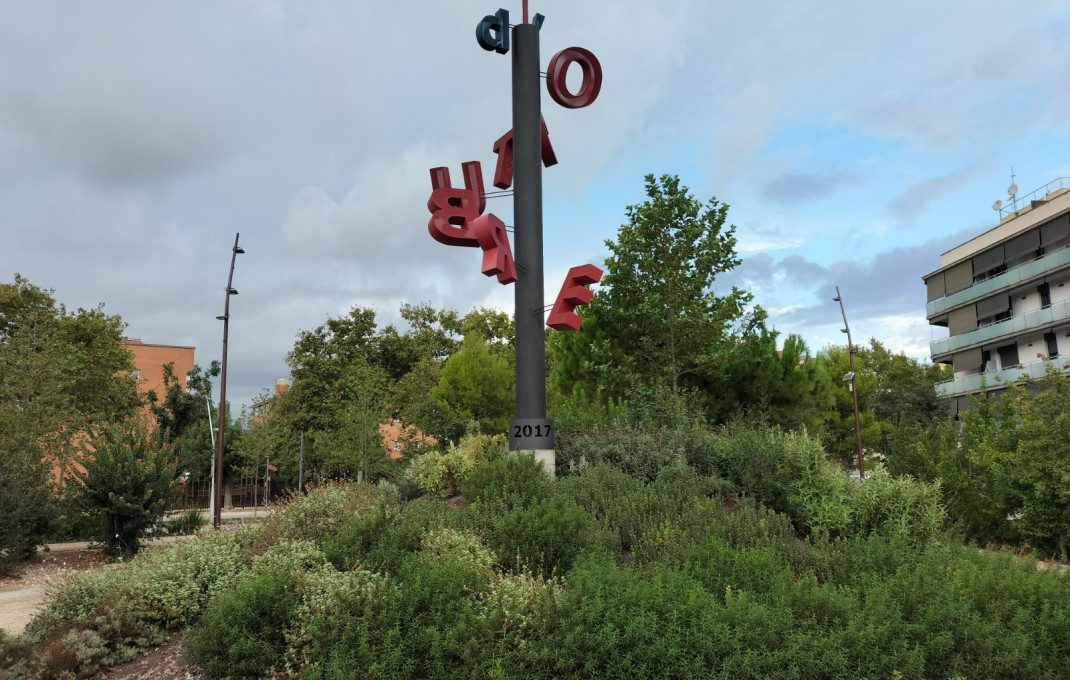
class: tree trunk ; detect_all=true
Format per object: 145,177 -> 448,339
1059,533 -> 1067,564
224,483 -> 234,510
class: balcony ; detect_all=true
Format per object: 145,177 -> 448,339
935,354 -> 1070,398
926,245 -> 1070,318
930,297 -> 1070,358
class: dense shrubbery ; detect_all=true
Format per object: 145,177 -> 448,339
6,428 -> 1068,680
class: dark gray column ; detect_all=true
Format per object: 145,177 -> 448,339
510,23 -> 550,449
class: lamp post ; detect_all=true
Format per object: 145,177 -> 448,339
214,233 -> 244,529
833,285 -> 865,480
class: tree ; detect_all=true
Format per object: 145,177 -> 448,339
816,345 -> 882,466
598,174 -> 750,397
76,420 -> 180,557
862,339 -> 949,430
148,361 -> 220,478
0,276 -> 141,567
428,334 -> 514,443
700,317 -> 834,430
551,174 -> 751,421
1004,368 -> 1070,562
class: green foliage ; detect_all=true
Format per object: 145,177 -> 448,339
410,432 -> 507,497
146,361 -> 220,479
815,344 -> 883,466
555,421 -> 687,481
428,333 -> 514,443
0,275 -> 140,572
166,508 -> 208,536
850,466 -> 945,542
258,481 -> 394,550
478,495 -> 604,578
76,420 -> 181,558
461,452 -> 551,509
18,447 -> 1070,680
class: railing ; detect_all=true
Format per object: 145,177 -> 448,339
936,355 -> 1070,398
930,298 -> 1070,357
926,245 -> 1070,317
998,177 -> 1070,220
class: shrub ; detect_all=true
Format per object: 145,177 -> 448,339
75,421 -> 180,558
166,508 -> 208,536
461,451 -> 551,509
848,465 -> 945,542
480,496 -> 603,577
555,422 -> 686,481
186,540 -> 325,677
411,433 -> 507,497
35,530 -> 247,634
257,481 -> 392,551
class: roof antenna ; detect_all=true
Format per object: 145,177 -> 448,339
1008,167 -> 1019,213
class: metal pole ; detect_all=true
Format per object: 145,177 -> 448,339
214,233 -> 244,529
298,432 -> 305,494
512,23 -> 547,429
206,396 -> 216,520
834,285 -> 865,480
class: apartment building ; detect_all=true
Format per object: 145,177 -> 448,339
923,178 -> 1070,415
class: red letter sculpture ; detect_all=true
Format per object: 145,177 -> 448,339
492,118 -> 558,189
427,162 -> 487,246
546,47 -> 602,109
547,264 -> 603,330
474,214 -> 518,283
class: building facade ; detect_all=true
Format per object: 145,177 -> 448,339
123,338 -> 196,399
923,178 -> 1070,415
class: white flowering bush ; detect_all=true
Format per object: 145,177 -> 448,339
476,570 -> 565,635
420,527 -> 497,575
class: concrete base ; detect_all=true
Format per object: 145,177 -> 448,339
513,448 -> 556,478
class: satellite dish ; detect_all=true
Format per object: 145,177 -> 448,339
992,199 -> 1002,211
1008,184 -> 1018,197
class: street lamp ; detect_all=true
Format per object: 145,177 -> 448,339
214,233 -> 244,529
833,286 -> 865,480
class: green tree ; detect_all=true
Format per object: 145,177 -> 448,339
0,276 -> 141,568
76,421 -> 180,557
597,174 -> 750,398
1005,368 -> 1070,561
428,334 -> 514,443
551,174 -> 751,422
816,345 -> 882,466
148,361 -> 220,479
862,339 -> 950,430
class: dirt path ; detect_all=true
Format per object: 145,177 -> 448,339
0,548 -> 105,636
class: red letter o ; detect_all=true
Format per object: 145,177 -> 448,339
546,47 -> 602,109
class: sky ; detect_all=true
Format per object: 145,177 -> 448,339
3,0 -> 1070,411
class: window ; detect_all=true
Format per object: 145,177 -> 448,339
393,440 -> 401,451
1045,332 -> 1059,359
1039,282 -> 1052,308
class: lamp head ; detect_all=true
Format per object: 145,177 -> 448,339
832,295 -> 841,302
227,287 -> 239,295
216,315 -> 228,321
234,246 -> 245,254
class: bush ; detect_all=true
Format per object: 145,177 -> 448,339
257,481 -> 392,551
480,496 -> 603,577
186,540 -> 325,677
849,465 -> 945,543
75,421 -> 180,558
555,422 -> 687,481
35,530 -> 247,633
411,433 -> 507,497
166,508 -> 208,536
461,452 -> 551,509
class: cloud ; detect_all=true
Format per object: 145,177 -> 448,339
760,172 -> 856,206
886,169 -> 973,225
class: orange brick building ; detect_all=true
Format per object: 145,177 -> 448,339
123,338 -> 196,399
52,339 -> 196,490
